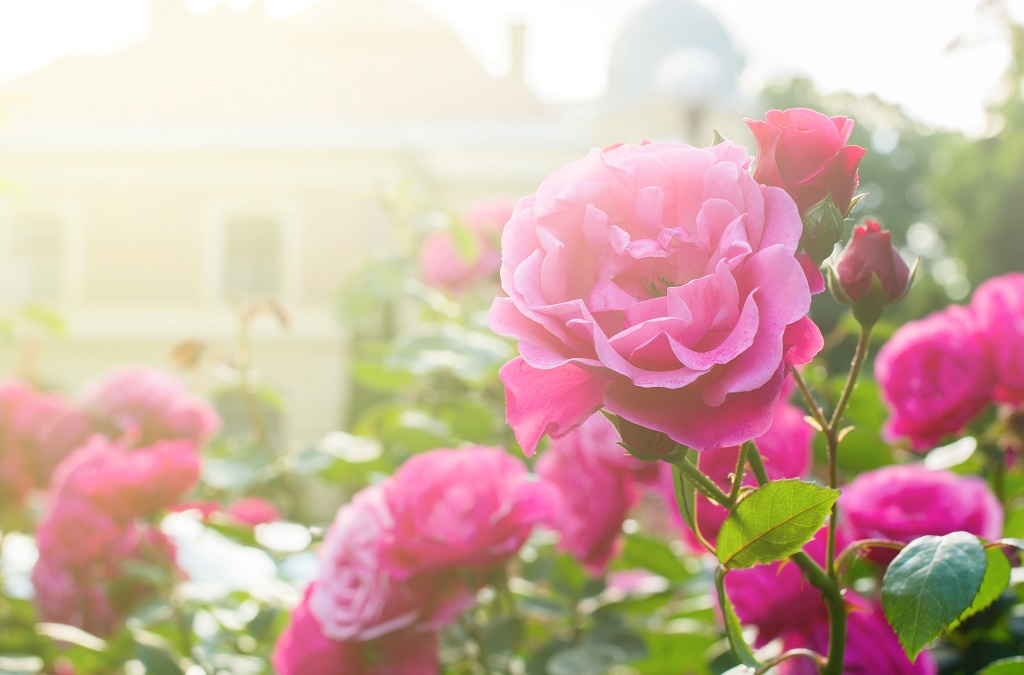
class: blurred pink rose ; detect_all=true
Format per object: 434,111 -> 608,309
81,368 -> 220,447
725,527 -> 846,646
310,486 -> 476,642
489,141 -> 822,456
379,446 -> 553,578
971,273 -> 1024,404
778,598 -> 936,675
536,416 -> 639,574
53,436 -> 200,519
419,197 -> 515,293
656,380 -> 812,552
226,496 -> 281,526
0,380 -> 93,505
31,555 -> 118,636
840,464 -> 1002,560
746,108 -> 866,216
876,307 -> 994,449
274,586 -> 439,675
34,496 -> 124,566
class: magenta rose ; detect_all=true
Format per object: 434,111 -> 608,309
971,273 -> 1024,404
840,464 -> 1003,555
536,416 -> 639,574
379,446 -> 553,578
746,108 -> 866,216
490,141 -> 823,456
52,436 -> 200,519
226,496 -> 281,526
310,485 -> 476,642
274,585 -> 440,675
81,368 -> 220,447
778,598 -> 936,675
876,306 -> 994,449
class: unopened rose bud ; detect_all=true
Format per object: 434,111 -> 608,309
830,220 -> 915,327
609,414 -> 678,460
801,195 -> 845,266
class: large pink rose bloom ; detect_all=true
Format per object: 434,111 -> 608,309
489,141 -> 822,455
778,599 -> 936,675
81,368 -> 220,447
840,464 -> 1003,551
310,486 -> 476,642
274,586 -> 439,675
971,273 -> 1024,404
536,415 -> 644,575
379,446 -> 553,578
876,306 -> 993,449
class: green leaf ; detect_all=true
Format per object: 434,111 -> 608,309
881,532 -> 987,659
619,533 -> 691,581
951,546 -> 1010,628
980,657 -> 1024,674
715,480 -> 838,569
714,568 -> 761,668
132,632 -> 184,675
545,644 -> 627,675
671,453 -> 697,532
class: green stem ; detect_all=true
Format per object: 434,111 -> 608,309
666,450 -> 734,508
728,443 -> 749,503
748,443 -> 846,675
754,648 -> 826,675
827,325 -> 871,433
791,367 -> 829,433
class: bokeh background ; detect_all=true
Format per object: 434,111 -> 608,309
0,0 -> 1021,512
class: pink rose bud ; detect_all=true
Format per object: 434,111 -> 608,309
746,108 -> 867,265
831,220 -> 914,327
746,108 -> 867,217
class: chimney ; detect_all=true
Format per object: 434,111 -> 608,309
509,22 -> 526,84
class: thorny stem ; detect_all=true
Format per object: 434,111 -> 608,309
666,450 -> 735,509
748,443 -> 847,675
728,443 -> 749,503
791,368 -> 829,433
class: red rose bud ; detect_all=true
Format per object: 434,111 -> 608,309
830,220 -> 916,327
609,414 -> 679,460
746,108 -> 867,217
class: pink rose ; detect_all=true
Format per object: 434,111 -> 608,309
490,141 -> 822,456
310,486 -> 476,642
379,446 -> 552,578
840,464 -> 1003,556
31,556 -> 118,636
778,598 -> 936,675
746,108 -> 866,216
971,273 -> 1024,404
656,380 -> 812,551
82,368 -> 220,447
226,497 -> 281,526
536,416 -> 639,574
0,380 -> 93,504
419,197 -> 514,293
274,586 -> 439,675
53,436 -> 200,519
876,306 -> 994,449
725,527 -> 846,646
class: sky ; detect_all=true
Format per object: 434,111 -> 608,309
0,0 -> 1017,135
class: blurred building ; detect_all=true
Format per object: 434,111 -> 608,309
0,0 -> 749,445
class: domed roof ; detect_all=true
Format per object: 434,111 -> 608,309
608,0 -> 744,106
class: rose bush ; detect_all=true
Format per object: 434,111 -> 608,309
490,140 -> 823,456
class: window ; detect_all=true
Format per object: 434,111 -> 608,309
223,214 -> 281,297
1,213 -> 65,301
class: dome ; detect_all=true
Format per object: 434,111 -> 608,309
608,0 -> 744,107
